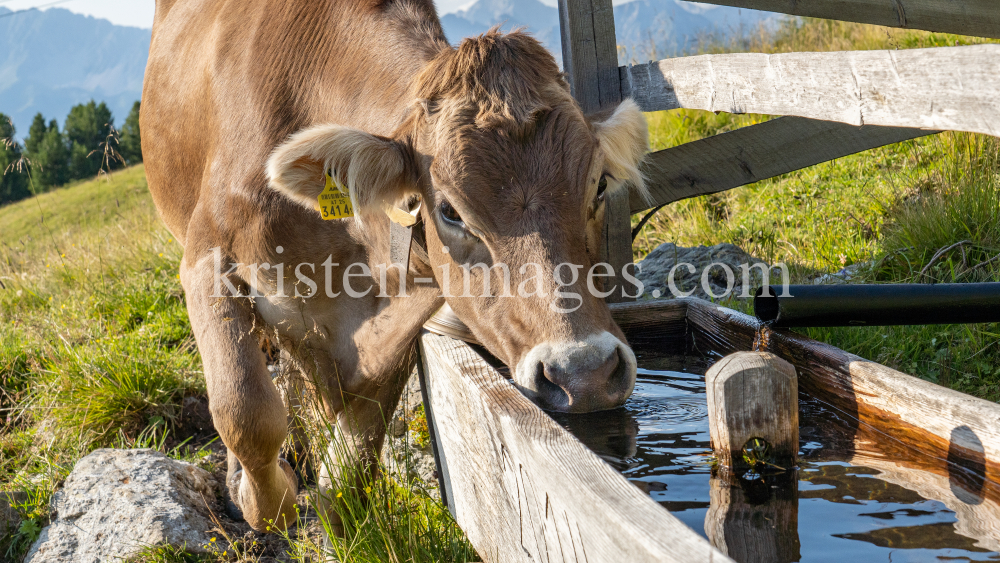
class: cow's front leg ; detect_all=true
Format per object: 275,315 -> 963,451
316,359 -> 411,539
182,252 -> 298,532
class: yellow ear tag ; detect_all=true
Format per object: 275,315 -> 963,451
316,171 -> 354,220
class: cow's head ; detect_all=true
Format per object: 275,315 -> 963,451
267,31 -> 648,412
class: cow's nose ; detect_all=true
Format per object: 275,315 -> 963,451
514,332 -> 637,413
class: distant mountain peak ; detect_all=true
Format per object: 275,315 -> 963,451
0,7 -> 149,135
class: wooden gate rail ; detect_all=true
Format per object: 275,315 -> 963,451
418,330 -> 731,563
682,0 -> 1000,40
621,45 -> 1000,136
633,117 -> 935,212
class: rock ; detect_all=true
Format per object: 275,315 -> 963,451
382,372 -> 440,500
636,242 -> 773,301
1,491 -> 26,536
812,263 -> 864,285
24,449 -> 221,563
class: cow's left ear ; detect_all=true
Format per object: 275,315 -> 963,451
266,125 -> 418,216
592,99 -> 649,203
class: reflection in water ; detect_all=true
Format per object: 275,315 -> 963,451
553,361 -> 1000,563
707,471 -> 800,563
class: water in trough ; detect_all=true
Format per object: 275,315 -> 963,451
550,356 -> 1000,563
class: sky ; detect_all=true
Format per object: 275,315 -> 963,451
1,0 -> 156,28
0,0 -> 710,28
0,0 -> 545,28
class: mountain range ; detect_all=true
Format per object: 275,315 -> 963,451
440,0 -> 776,63
0,7 -> 150,138
1,0 -> 775,136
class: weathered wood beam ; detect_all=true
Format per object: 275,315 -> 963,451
621,45 -> 1000,136
706,352 -> 798,472
603,186 -> 637,302
559,0 -> 635,300
418,330 -> 731,563
681,0 -> 1000,39
631,117 -> 935,213
558,0 -> 621,113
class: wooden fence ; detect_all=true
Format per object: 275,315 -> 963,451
557,0 -> 999,300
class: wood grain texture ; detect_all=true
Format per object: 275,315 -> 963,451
609,298 -> 690,352
621,45 -> 1000,135
631,117 -> 935,213
678,0 -> 1000,39
418,330 -> 731,563
679,297 -> 1000,506
706,352 -> 799,471
603,184 -> 637,303
558,0 -> 621,114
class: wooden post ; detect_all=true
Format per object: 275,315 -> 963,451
705,471 -> 801,563
558,0 -> 635,303
557,0 -> 620,114
705,351 -> 798,472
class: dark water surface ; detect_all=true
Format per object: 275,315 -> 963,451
551,357 -> 1000,563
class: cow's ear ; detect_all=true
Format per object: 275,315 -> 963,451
592,99 -> 650,203
266,125 -> 418,216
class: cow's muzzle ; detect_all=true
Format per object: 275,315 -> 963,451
514,332 -> 637,413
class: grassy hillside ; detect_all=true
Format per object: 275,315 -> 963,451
0,168 -> 473,561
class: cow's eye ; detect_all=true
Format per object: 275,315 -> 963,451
440,201 -> 464,226
596,174 -> 609,203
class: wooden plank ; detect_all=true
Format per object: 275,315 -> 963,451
418,330 -> 731,563
621,45 -> 1000,135
558,0 -> 621,114
631,117 -> 935,213
558,0 -> 635,301
602,185 -> 636,303
609,297 -> 690,352
680,297 -> 1000,507
680,0 -> 1000,39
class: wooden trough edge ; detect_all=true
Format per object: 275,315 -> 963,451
418,297 -> 1000,561
610,297 -> 1000,505
417,329 -> 732,563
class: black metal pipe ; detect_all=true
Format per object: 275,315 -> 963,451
753,283 -> 1000,327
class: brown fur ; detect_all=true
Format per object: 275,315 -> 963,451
143,0 -> 647,535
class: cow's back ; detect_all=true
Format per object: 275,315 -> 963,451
141,0 -> 446,245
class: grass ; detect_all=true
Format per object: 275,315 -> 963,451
0,165 -> 212,561
0,164 -> 475,561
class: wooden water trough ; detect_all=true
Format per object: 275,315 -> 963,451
417,298 -> 1000,562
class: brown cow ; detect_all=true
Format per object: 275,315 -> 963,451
141,0 -> 649,533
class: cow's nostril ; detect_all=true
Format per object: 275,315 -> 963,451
535,361 -> 570,410
604,349 -> 632,404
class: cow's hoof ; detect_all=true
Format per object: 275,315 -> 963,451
226,469 -> 245,521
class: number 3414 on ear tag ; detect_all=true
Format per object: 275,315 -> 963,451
316,171 -> 355,220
